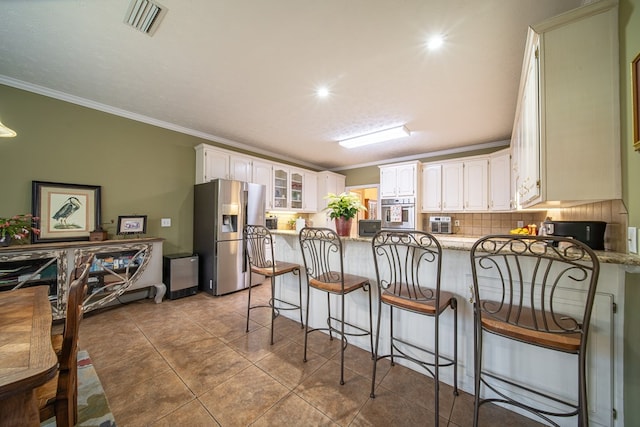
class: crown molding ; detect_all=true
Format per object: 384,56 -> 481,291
0,75 -> 323,170
330,139 -> 511,172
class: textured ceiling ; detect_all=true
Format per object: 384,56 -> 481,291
0,0 -> 582,170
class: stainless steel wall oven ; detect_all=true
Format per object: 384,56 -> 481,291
380,198 -> 415,230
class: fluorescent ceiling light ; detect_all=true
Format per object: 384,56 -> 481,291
338,125 -> 410,149
0,120 -> 17,137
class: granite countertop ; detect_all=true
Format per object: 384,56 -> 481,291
271,229 -> 640,267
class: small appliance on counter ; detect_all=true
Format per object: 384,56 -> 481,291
430,216 -> 453,234
358,219 -> 381,237
266,216 -> 278,230
543,220 -> 606,250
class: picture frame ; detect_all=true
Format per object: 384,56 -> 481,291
116,215 -> 147,235
633,52 -> 640,151
31,181 -> 102,243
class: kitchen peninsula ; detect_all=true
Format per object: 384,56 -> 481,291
269,230 -> 632,426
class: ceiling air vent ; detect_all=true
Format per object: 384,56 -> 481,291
124,0 -> 167,36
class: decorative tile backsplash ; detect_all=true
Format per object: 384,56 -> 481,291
421,199 -> 629,252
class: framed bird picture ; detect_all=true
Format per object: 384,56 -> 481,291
31,181 -> 102,243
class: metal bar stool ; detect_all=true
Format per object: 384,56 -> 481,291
298,227 -> 374,385
244,224 -> 303,345
470,234 -> 600,426
370,230 -> 458,426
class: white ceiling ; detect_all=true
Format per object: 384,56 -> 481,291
0,0 -> 583,171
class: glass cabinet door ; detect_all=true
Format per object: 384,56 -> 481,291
273,168 -> 289,208
291,171 -> 303,210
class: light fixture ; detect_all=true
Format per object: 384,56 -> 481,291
427,35 -> 444,50
316,87 -> 330,98
338,125 -> 411,149
0,120 -> 17,138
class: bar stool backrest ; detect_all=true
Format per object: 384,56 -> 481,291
299,227 -> 345,287
371,230 -> 442,303
470,235 -> 600,352
244,224 -> 275,271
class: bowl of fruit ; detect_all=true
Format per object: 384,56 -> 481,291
509,224 -> 538,236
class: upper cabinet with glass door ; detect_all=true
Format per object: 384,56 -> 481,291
290,170 -> 303,210
273,167 -> 289,209
271,166 -> 316,212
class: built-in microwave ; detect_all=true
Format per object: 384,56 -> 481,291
358,220 -> 381,237
380,198 -> 415,230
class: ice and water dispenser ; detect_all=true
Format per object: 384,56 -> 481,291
221,203 -> 239,233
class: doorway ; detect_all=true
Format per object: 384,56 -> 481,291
346,184 -> 379,224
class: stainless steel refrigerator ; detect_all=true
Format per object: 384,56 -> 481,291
194,179 -> 266,296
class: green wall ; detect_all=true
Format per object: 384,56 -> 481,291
0,84 -> 202,254
620,0 -> 640,424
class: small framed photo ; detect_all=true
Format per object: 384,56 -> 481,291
116,215 -> 147,235
32,181 -> 102,243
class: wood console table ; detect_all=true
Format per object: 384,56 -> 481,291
0,287 -> 58,427
0,238 -> 166,319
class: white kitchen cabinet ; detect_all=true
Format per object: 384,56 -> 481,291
423,156 -> 493,213
489,149 -> 512,211
421,163 -> 442,212
273,167 -> 290,210
512,33 -> 541,207
379,161 -> 420,198
252,159 -> 273,210
290,169 -> 304,210
193,143 -> 327,213
463,158 -> 489,211
303,172 -> 318,212
195,145 -> 253,183
512,0 -> 620,209
195,144 -> 230,183
270,166 -> 316,212
441,161 -> 464,211
229,154 -> 253,182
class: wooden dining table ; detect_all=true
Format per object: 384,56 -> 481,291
0,286 -> 58,427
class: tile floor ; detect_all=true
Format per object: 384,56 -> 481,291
78,284 -> 544,426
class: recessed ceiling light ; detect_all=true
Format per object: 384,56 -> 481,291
316,87 -> 330,98
338,125 -> 411,149
427,35 -> 444,50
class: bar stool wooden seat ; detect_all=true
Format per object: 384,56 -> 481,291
244,224 -> 303,345
299,227 -> 373,385
370,230 -> 458,426
470,234 -> 600,426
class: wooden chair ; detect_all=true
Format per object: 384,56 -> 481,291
470,235 -> 600,426
370,230 -> 458,426
51,255 -> 95,356
299,227 -> 373,385
244,225 -> 303,345
36,255 -> 93,426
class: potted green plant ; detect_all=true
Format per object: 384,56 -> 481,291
0,214 -> 40,246
324,192 -> 366,236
